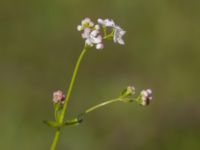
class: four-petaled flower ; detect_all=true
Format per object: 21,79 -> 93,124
113,25 -> 126,45
97,18 -> 115,27
77,18 -> 94,31
97,18 -> 126,45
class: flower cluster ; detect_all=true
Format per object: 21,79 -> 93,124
121,85 -> 153,106
77,18 -> 126,49
98,18 -> 126,45
140,89 -> 152,106
53,90 -> 65,104
121,85 -> 135,97
127,85 -> 135,95
77,18 -> 103,49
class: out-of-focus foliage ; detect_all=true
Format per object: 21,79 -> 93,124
0,0 -> 200,149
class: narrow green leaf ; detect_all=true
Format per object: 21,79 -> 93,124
63,116 -> 84,126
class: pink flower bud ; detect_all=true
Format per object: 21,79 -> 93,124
53,90 -> 65,104
140,89 -> 153,106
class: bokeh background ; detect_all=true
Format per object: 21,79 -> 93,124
0,0 -> 200,149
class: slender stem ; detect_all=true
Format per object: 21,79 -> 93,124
103,29 -> 114,39
50,46 -> 88,150
73,98 -> 124,124
63,97 -> 134,126
50,129 -> 61,150
85,98 -> 122,114
62,98 -> 123,126
60,46 -> 88,123
59,98 -> 125,126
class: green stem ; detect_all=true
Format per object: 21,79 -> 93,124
103,29 -> 114,39
50,129 -> 60,150
50,46 -> 88,150
69,98 -> 124,125
60,46 -> 88,123
63,97 -> 133,126
63,98 -> 123,125
85,98 -> 122,114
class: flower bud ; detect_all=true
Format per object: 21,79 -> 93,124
77,25 -> 83,31
121,85 -> 135,97
96,43 -> 104,49
140,89 -> 152,106
53,90 -> 65,104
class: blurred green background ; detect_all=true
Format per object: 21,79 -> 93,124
0,0 -> 200,149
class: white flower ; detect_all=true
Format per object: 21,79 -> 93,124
113,26 -> 126,45
77,25 -> 83,31
81,17 -> 91,25
77,17 -> 94,31
97,18 -> 115,27
82,28 -> 103,49
78,18 -> 104,50
94,24 -> 100,30
140,89 -> 152,106
85,31 -> 102,46
96,43 -> 104,49
81,28 -> 91,39
97,18 -> 126,45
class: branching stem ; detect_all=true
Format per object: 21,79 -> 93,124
50,46 -> 88,150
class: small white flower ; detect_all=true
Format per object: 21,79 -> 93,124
81,28 -> 91,39
97,18 -> 126,45
113,26 -> 126,45
90,30 -> 99,37
89,21 -> 94,27
85,33 -> 102,46
81,18 -> 91,25
77,17 -> 94,31
140,89 -> 153,106
78,18 -> 104,49
96,43 -> 104,49
97,18 -> 104,25
81,28 -> 103,49
97,18 -> 115,27
146,89 -> 152,95
95,24 -> 100,30
77,25 -> 83,31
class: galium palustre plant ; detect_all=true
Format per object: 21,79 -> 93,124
44,18 -> 153,150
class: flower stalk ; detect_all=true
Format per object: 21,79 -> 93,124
50,46 -> 88,150
50,129 -> 61,150
58,46 -> 88,124
63,97 -> 131,126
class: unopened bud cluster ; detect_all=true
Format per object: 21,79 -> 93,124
77,17 -> 126,49
53,90 -> 65,104
121,85 -> 153,106
121,85 -> 135,97
140,89 -> 152,106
